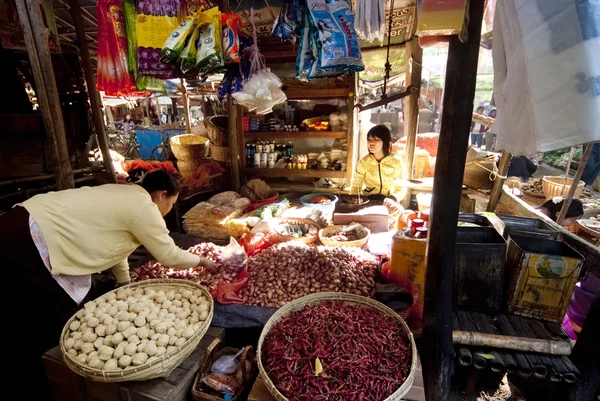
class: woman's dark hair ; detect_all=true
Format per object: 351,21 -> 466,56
367,125 -> 392,157
539,199 -> 584,222
128,169 -> 180,197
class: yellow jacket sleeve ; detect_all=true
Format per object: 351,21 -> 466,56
129,203 -> 201,269
111,258 -> 131,283
349,158 -> 366,195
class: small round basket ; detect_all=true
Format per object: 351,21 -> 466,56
206,116 -> 229,147
60,279 -> 214,382
257,292 -> 417,401
210,144 -> 230,162
170,135 -> 210,161
319,225 -> 370,247
542,176 -> 585,199
273,218 -> 319,244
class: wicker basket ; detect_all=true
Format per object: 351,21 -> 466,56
60,279 -> 214,382
257,292 -> 417,401
319,225 -> 370,247
542,176 -> 585,199
191,338 -> 257,401
463,159 -> 496,190
170,134 -> 210,161
273,218 -> 320,244
206,116 -> 229,147
210,144 -> 230,162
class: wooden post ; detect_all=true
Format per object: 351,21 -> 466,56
422,1 -> 485,399
68,0 -> 116,183
556,142 -> 595,225
403,38 -> 423,180
15,0 -> 74,189
486,151 -> 512,212
227,96 -> 241,191
346,72 -> 359,183
181,79 -> 192,133
568,292 -> 600,401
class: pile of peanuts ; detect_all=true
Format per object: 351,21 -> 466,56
239,243 -> 378,308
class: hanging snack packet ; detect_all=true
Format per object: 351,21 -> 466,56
272,0 -> 301,43
180,26 -> 200,73
222,12 -> 241,64
306,0 -> 364,73
296,8 -> 314,80
161,17 -> 196,64
196,7 -> 225,76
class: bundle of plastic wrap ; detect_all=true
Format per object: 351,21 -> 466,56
96,0 -> 137,95
354,0 -> 386,43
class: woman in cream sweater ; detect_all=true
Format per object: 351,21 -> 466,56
1,170 -> 214,399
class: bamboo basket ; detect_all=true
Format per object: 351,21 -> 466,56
463,159 -> 496,190
60,279 -> 214,382
257,292 -> 417,401
210,144 -> 230,162
170,135 -> 210,161
319,225 -> 370,247
273,218 -> 320,244
206,116 -> 229,147
542,176 -> 585,199
191,338 -> 257,401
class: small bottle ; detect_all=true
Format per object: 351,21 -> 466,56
415,227 -> 428,239
253,153 -> 261,167
256,141 -> 263,154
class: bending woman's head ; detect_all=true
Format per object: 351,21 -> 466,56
538,198 -> 583,225
367,125 -> 392,157
130,169 -> 180,216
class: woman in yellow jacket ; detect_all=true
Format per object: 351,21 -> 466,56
350,125 -> 404,200
1,170 -> 215,399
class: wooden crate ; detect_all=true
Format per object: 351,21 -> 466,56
43,327 -> 225,401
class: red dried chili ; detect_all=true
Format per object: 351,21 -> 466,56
262,301 -> 412,401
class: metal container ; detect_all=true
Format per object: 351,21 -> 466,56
494,214 -> 559,241
506,235 -> 584,323
454,227 -> 507,312
458,213 -> 493,227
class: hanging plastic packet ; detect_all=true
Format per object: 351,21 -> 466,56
179,27 -> 200,73
272,0 -> 301,43
222,12 -> 241,64
123,0 -> 137,75
296,8 -> 314,80
306,0 -> 364,73
161,18 -> 196,64
196,7 -> 225,76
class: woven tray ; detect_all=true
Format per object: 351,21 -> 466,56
272,218 -> 320,244
60,279 -> 214,382
191,338 -> 257,401
257,292 -> 417,401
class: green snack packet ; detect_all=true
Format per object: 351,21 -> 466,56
123,0 -> 137,75
161,18 -> 195,64
179,27 -> 200,73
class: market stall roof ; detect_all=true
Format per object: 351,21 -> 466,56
51,0 -> 98,59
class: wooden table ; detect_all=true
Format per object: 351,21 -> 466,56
248,353 -> 426,401
43,327 -> 224,401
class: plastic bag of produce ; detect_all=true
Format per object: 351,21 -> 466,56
305,0 -> 364,73
208,191 -> 240,205
202,373 -> 241,394
238,232 -> 279,256
220,237 -> 248,273
211,349 -> 243,374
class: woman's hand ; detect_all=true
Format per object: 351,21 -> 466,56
198,257 -> 218,273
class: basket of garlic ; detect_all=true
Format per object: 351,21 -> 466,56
60,279 -> 214,382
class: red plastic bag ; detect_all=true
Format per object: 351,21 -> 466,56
215,262 -> 249,304
238,232 -> 279,257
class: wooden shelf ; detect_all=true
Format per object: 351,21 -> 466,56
266,179 -> 349,195
242,168 -> 346,179
282,87 -> 350,100
243,131 -> 347,139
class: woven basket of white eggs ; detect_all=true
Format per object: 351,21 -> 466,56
60,279 -> 214,382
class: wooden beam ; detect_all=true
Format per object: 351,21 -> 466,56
403,37 -> 423,180
228,96 -> 241,191
15,0 -> 74,189
422,0 -> 486,399
556,142 -> 595,225
181,79 -> 192,133
346,72 -> 359,183
486,150 -> 512,212
568,292 -> 600,401
68,0 -> 116,182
